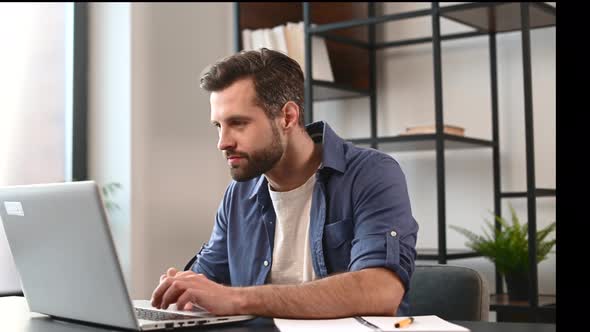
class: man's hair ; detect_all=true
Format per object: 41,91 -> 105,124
200,48 -> 305,127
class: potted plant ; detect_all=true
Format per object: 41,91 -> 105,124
450,204 -> 556,301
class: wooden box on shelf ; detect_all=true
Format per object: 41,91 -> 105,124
400,124 -> 465,136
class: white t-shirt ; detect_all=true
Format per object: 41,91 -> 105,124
267,173 -> 318,284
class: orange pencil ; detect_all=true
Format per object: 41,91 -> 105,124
395,317 -> 415,328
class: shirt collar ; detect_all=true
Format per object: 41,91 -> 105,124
306,121 -> 346,174
248,121 -> 346,200
248,176 -> 268,200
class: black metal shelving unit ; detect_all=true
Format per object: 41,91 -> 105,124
234,2 -> 556,322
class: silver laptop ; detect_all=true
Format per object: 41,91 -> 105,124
0,181 -> 254,330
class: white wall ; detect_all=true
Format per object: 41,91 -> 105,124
89,2 -> 233,299
0,3 -> 69,295
88,2 -> 132,286
315,2 -> 556,297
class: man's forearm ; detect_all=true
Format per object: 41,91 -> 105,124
235,267 -> 404,319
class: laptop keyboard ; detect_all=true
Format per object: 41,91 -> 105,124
135,307 -> 198,321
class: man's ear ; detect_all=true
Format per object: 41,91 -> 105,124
281,101 -> 300,130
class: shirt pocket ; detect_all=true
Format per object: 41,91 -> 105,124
323,218 -> 353,273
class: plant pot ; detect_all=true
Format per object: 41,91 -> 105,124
505,273 -> 530,301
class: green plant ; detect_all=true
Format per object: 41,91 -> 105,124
450,204 -> 556,275
101,182 -> 122,212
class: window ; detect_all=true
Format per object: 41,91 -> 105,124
0,3 -> 84,295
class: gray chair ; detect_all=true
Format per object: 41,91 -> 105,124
407,264 -> 489,321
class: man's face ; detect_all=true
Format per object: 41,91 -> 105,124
210,78 -> 284,182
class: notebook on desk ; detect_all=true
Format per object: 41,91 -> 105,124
0,181 -> 255,330
274,315 -> 470,332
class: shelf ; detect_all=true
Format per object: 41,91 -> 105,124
307,3 -> 556,35
440,2 -> 556,33
374,31 -> 488,49
490,294 -> 556,311
238,2 -> 555,323
312,80 -> 371,101
501,188 -> 556,198
308,8 -> 432,35
349,134 -> 494,152
315,24 -> 490,50
417,248 -> 482,260
307,3 -> 555,49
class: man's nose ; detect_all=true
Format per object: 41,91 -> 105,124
217,129 -> 236,151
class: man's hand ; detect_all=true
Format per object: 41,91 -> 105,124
150,267 -> 244,316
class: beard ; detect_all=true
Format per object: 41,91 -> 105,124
226,120 -> 284,182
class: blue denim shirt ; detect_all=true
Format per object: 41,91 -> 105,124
192,121 -> 418,315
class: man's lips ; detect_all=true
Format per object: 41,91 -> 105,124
226,155 -> 246,165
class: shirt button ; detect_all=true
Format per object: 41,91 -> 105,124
263,260 -> 269,267
390,230 -> 397,237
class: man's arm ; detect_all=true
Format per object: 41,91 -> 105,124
238,267 -> 404,318
191,186 -> 233,284
151,267 -> 404,318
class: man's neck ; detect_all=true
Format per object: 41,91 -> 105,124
265,128 -> 322,192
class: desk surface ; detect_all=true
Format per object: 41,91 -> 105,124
2,297 -> 556,332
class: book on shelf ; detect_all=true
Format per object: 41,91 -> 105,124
401,124 -> 465,136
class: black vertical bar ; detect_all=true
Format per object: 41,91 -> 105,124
303,3 -> 313,124
431,2 -> 446,264
369,3 -> 377,149
489,31 -> 503,295
234,2 -> 241,52
72,2 -> 88,181
521,2 -> 540,316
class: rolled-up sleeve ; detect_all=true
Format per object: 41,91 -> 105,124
348,155 -> 418,291
192,187 -> 232,285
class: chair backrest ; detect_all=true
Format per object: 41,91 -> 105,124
408,264 -> 489,321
